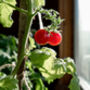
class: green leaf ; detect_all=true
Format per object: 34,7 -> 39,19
41,47 -> 57,57
30,47 -> 51,66
0,35 -> 17,66
30,48 -> 77,84
39,58 -> 66,83
38,57 -> 76,84
0,34 -> 17,74
30,47 -> 60,83
35,79 -> 48,90
0,72 -> 6,80
32,0 -> 45,10
29,36 -> 36,50
0,0 -> 16,27
39,57 -> 56,82
0,76 -> 18,90
69,75 -> 80,90
40,9 -> 64,31
64,58 -> 76,74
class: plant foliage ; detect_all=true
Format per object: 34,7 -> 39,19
0,0 -> 16,27
0,0 -> 80,89
0,76 -> 18,90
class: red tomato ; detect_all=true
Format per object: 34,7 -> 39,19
34,29 -> 50,45
48,31 -> 62,46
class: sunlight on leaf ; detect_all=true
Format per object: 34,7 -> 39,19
32,0 -> 45,10
0,0 -> 16,27
30,48 -> 51,66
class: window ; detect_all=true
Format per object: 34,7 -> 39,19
74,0 -> 90,89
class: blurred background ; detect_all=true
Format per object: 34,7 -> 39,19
75,0 -> 90,90
0,0 -> 90,90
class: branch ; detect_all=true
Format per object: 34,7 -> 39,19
0,63 -> 15,71
32,9 -> 40,17
3,1 -> 28,14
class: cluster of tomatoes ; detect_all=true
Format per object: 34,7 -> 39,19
34,29 -> 62,46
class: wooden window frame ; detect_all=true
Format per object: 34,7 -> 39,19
54,1 -> 75,90
58,0 -> 74,58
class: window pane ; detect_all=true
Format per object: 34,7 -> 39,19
74,0 -> 90,89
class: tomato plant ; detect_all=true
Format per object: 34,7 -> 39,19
0,0 -> 80,90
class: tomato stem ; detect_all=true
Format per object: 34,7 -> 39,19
3,1 -> 28,14
38,12 -> 44,29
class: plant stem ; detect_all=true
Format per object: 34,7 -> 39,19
0,63 -> 15,71
38,12 -> 44,29
23,72 -> 31,90
12,0 -> 33,77
26,0 -> 32,14
12,15 -> 33,77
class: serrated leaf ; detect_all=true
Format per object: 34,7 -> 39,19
40,9 -> 63,31
30,48 -> 51,66
39,58 -> 66,83
53,59 -> 67,74
32,0 -> 45,9
41,47 -> 57,57
30,48 -> 77,84
69,75 -> 80,90
39,57 -> 56,82
64,58 -> 76,74
0,76 -> 18,90
30,48 -> 65,83
38,57 -> 76,84
0,0 -> 16,27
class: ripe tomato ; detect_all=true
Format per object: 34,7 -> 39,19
34,29 -> 50,45
48,31 -> 62,46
